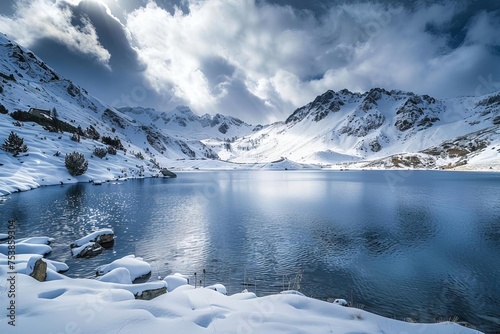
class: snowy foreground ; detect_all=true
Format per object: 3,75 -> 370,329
0,245 -> 482,333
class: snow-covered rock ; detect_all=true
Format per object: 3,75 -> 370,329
71,242 -> 103,258
334,298 -> 349,306
163,273 -> 189,292
0,253 -> 68,272
96,268 -> 133,284
70,228 -> 114,248
17,236 -> 53,245
96,255 -> 151,281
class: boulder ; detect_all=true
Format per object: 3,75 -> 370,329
70,229 -> 114,249
160,169 -> 177,178
96,233 -> 114,248
71,242 -> 103,258
28,258 -> 47,282
135,287 -> 167,300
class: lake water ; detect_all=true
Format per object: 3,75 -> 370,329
1,170 -> 499,332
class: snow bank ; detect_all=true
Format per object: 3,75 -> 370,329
0,242 -> 52,256
228,291 -> 258,300
96,255 -> 151,281
163,273 -> 189,292
205,283 -> 227,295
0,253 -> 68,272
279,289 -> 305,296
0,266 -> 482,334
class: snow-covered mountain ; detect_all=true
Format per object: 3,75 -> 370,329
1,32 -> 499,195
0,33 -> 229,194
118,105 -> 255,141
207,88 -> 499,169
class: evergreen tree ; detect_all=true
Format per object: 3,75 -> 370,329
51,107 -> 60,132
65,152 -> 88,176
2,131 -> 28,156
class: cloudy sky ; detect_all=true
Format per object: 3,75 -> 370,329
0,0 -> 499,123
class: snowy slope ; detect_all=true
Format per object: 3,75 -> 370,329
213,88 -> 500,170
0,34 -> 220,195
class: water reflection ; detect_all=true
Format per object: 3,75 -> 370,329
0,171 -> 499,332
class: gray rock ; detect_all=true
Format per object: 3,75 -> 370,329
29,258 -> 47,282
135,287 -> 167,300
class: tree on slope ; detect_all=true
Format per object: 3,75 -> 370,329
65,151 -> 88,176
2,131 -> 28,156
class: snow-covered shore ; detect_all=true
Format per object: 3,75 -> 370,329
0,250 -> 482,334
2,154 -> 499,197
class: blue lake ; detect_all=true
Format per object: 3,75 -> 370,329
1,170 -> 499,332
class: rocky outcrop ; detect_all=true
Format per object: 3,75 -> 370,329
29,258 -> 47,282
135,287 -> 167,300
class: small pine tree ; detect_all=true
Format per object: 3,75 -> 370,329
65,151 -> 88,176
134,151 -> 144,160
93,147 -> 107,159
2,131 -> 28,156
70,133 -> 80,142
85,125 -> 100,140
0,103 -> 7,114
107,146 -> 117,155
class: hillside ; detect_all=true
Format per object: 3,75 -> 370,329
0,33 -> 212,195
1,33 -> 499,195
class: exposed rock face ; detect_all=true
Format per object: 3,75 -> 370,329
369,140 -> 382,152
218,122 -> 229,134
394,95 -> 438,131
135,287 -> 167,300
29,258 -> 47,282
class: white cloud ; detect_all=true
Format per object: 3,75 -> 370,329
0,0 -> 110,65
125,0 -> 500,121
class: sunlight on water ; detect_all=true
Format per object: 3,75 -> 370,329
1,171 -> 499,332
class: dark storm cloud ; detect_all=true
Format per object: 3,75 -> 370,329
68,0 -> 144,72
1,0 -> 500,123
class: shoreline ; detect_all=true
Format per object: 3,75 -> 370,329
1,165 -> 499,197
